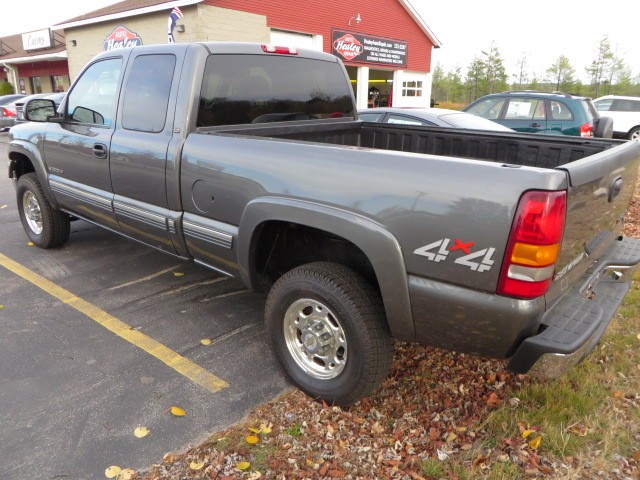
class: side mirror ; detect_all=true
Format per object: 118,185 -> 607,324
24,99 -> 57,122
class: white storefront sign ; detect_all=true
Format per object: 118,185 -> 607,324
22,29 -> 52,51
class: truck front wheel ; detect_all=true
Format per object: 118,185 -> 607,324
16,173 -> 70,248
265,262 -> 393,406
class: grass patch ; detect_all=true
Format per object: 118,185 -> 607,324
465,271 -> 640,476
421,458 -> 445,478
285,424 -> 303,437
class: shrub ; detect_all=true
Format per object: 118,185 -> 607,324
0,81 -> 15,95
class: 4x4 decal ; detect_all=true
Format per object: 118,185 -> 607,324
414,238 -> 496,272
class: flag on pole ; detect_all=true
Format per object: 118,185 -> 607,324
168,7 -> 184,43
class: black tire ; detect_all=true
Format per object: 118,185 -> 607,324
629,127 -> 640,141
16,173 -> 70,248
265,261 -> 393,406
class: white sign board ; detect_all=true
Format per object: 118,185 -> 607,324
22,29 -> 52,51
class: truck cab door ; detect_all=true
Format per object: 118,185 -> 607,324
109,49 -> 182,254
42,57 -> 124,229
501,97 -> 547,133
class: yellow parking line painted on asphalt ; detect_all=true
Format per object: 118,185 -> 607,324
0,252 -> 229,394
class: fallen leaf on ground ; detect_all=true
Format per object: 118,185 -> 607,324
260,422 -> 273,434
248,427 -> 262,434
105,466 -> 121,478
170,406 -> 186,417
237,461 -> 250,470
200,338 -> 212,345
246,435 -> 259,444
528,436 -> 542,449
612,391 -> 623,398
27,242 -> 34,246
118,469 -> 135,480
486,392 -> 501,407
522,429 -> 535,439
189,461 -> 204,470
0,205 -> 7,209
134,427 -> 150,438
173,272 -> 184,277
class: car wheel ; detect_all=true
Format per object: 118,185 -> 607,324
629,127 -> 640,141
265,261 -> 393,406
17,173 -> 70,248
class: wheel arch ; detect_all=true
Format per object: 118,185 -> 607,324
238,196 -> 415,341
8,141 -> 59,209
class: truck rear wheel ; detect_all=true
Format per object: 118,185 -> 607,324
16,173 -> 70,248
629,127 -> 640,141
265,261 -> 393,406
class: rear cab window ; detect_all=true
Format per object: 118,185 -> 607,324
197,54 -> 354,127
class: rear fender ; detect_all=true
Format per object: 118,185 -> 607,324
238,197 -> 415,341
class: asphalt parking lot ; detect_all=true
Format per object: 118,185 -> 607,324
0,132 -> 290,479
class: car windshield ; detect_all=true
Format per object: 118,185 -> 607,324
439,112 -> 512,131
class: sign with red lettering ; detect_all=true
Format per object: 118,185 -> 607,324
332,30 -> 407,67
103,26 -> 143,51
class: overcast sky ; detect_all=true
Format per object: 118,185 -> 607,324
3,0 -> 637,82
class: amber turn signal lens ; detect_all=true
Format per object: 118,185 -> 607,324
511,242 -> 560,268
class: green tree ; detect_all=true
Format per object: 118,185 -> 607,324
431,63 -> 447,102
465,56 -> 486,101
480,43 -> 508,94
446,66 -> 465,103
546,55 -> 576,92
585,36 -> 614,97
513,53 -> 529,89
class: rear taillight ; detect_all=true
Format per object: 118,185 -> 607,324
497,190 -> 567,299
261,44 -> 298,55
0,107 -> 16,117
579,123 -> 593,137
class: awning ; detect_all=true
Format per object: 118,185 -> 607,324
2,51 -> 67,65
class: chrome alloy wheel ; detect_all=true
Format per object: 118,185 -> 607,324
283,298 -> 347,380
22,190 -> 43,234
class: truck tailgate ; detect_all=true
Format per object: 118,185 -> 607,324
550,139 -> 640,301
508,139 -> 640,375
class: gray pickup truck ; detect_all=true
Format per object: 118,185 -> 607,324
8,42 -> 640,406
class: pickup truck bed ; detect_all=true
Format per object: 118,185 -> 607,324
211,119 -> 617,167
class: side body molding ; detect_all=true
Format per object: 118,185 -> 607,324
8,138 -> 59,209
238,197 -> 415,341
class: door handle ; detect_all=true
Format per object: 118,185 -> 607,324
530,123 -> 542,128
93,143 -> 108,159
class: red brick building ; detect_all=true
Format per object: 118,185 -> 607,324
6,0 -> 440,107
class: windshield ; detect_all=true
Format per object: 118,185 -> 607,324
198,54 -> 354,126
440,112 -> 512,131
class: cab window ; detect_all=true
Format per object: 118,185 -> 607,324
66,58 -> 122,126
197,54 -> 354,127
122,54 -> 176,133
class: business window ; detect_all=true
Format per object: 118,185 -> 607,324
402,81 -> 422,97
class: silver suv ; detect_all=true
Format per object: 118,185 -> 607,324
593,95 -> 640,140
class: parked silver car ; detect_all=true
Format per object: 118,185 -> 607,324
358,107 -> 514,132
0,94 -> 26,130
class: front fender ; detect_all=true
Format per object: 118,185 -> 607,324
8,137 -> 58,209
238,197 -> 415,341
